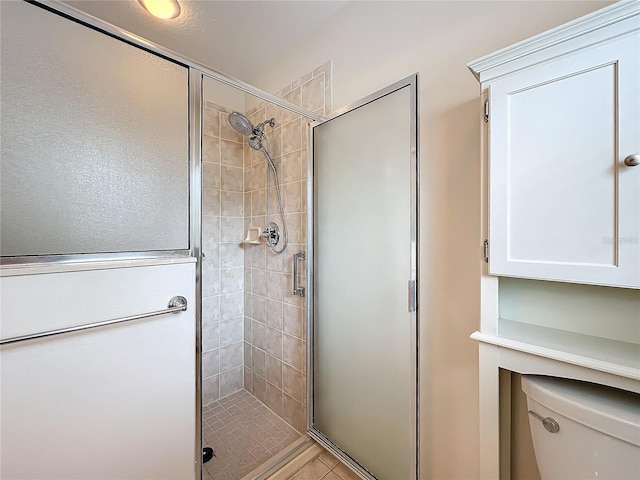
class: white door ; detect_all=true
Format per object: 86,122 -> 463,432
0,2 -> 198,478
308,76 -> 419,479
488,31 -> 640,288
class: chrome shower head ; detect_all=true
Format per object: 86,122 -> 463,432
228,112 -> 276,139
248,135 -> 263,151
227,111 -> 254,136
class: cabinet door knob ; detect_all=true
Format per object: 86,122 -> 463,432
624,154 -> 639,167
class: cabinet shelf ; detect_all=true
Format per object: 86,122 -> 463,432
472,318 -> 640,381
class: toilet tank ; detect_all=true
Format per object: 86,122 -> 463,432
521,375 -> 640,480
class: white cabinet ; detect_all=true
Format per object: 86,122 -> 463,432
472,4 -> 640,288
0,260 -> 197,480
469,3 -> 640,478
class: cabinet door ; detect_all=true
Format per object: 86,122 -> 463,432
489,32 -> 640,288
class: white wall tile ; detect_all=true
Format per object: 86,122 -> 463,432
283,333 -> 305,372
220,292 -> 243,320
202,269 -> 220,297
251,268 -> 266,296
202,296 -> 219,324
202,349 -> 220,378
221,191 -> 244,217
266,270 -> 283,301
252,347 -> 266,378
202,375 -> 220,405
204,162 -> 221,191
203,188 -> 221,217
244,342 -> 252,369
265,327 -> 283,360
221,165 -> 243,192
202,323 -> 220,352
282,119 -> 302,154
283,303 -> 304,339
219,243 -> 243,268
221,217 -> 244,242
220,267 -> 243,294
282,150 -> 302,184
220,341 -> 243,371
266,298 -> 283,330
251,294 -> 266,323
266,249 -> 284,272
220,139 -> 243,168
203,135 -> 221,164
301,74 -> 325,112
219,366 -> 243,397
220,317 -> 243,346
203,107 -> 220,137
283,182 -> 301,214
251,189 -> 267,217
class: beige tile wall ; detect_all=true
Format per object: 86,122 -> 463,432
242,62 -> 331,432
200,62 -> 331,422
202,101 -> 246,405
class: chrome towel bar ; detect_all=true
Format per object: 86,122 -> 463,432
0,295 -> 188,346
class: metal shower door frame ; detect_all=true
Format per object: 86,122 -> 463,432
305,74 -> 420,480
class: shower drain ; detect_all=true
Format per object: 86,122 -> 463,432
203,447 -> 214,464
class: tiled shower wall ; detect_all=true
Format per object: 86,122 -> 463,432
202,101 -> 246,405
243,62 -> 331,432
200,63 -> 331,432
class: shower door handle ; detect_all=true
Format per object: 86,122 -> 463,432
293,251 -> 305,297
408,280 -> 417,313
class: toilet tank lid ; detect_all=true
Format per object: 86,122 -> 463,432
521,375 -> 640,447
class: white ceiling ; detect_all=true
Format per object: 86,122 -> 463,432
60,0 -> 348,82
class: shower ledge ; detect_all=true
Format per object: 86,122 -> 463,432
471,319 -> 640,394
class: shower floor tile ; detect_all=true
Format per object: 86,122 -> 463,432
202,389 -> 302,480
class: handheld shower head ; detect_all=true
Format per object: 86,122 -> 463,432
227,111 -> 254,136
248,136 -> 263,151
249,135 -> 277,175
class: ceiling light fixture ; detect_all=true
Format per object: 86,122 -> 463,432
138,0 -> 181,20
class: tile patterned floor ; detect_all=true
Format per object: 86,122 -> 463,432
202,389 -> 302,480
290,451 -> 361,480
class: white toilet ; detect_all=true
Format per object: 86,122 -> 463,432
521,375 -> 640,479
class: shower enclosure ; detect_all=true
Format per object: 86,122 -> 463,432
1,2 -> 419,479
197,72 -> 327,477
198,72 -> 420,480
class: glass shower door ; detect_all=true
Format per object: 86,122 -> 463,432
308,75 -> 419,479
